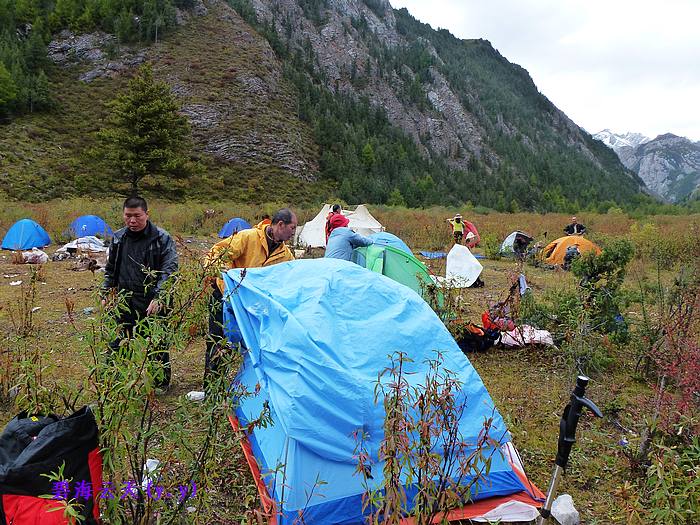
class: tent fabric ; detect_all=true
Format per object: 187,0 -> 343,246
500,231 -> 533,256
368,231 -> 412,254
462,220 -> 480,248
222,259 -> 542,525
297,204 -> 383,248
445,244 -> 483,287
1,219 -> 51,250
352,244 -> 433,298
69,215 -> 113,238
218,217 -> 252,238
540,236 -> 601,265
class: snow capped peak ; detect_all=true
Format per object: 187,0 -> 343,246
593,130 -> 651,153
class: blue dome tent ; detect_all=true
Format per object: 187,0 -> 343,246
69,215 -> 113,238
218,217 -> 252,238
368,231 -> 412,254
222,259 -> 543,524
1,219 -> 51,250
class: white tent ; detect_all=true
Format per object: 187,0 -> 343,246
297,204 -> 384,248
500,231 -> 533,256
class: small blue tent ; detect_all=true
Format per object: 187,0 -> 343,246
218,217 -> 252,238
222,259 -> 542,524
368,231 -> 412,254
1,219 -> 51,250
69,215 -> 113,238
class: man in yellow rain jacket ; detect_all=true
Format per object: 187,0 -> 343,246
204,208 -> 297,389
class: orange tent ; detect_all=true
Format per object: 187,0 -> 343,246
540,235 -> 601,265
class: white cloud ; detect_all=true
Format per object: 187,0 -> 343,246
389,0 -> 700,140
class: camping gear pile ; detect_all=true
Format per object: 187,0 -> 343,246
0,407 -> 102,525
222,259 -> 544,524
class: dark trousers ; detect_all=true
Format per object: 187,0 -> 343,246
109,304 -> 171,389
204,287 -> 226,390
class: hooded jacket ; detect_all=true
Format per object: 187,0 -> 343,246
206,224 -> 294,293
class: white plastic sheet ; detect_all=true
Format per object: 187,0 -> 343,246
445,244 -> 483,287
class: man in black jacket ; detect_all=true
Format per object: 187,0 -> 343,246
102,196 -> 178,389
564,216 -> 587,235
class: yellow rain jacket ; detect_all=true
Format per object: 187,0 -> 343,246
206,224 -> 294,293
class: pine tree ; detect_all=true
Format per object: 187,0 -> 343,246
97,64 -> 194,195
0,62 -> 18,115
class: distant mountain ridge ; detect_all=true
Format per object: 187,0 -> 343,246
594,130 -> 700,202
593,129 -> 650,152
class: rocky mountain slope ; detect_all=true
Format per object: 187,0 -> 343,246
594,130 -> 700,202
232,0 -> 646,208
1,0 -> 651,209
618,134 -> 700,202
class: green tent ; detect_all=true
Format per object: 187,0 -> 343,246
352,245 -> 441,306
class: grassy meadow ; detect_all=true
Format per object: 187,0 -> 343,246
0,198 -> 698,524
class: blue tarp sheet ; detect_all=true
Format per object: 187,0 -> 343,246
419,250 -> 446,258
222,259 -> 529,524
420,250 -> 485,259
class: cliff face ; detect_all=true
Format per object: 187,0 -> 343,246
618,134 -> 700,202
246,0 -> 637,181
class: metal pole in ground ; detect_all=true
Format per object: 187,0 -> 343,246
537,375 -> 603,524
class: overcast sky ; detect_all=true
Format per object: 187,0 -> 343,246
389,0 -> 700,141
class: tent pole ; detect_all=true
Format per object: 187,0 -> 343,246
536,376 -> 602,524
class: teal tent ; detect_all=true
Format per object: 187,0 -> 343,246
352,244 -> 434,298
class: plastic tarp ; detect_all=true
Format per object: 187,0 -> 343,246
297,204 -> 383,248
445,244 -> 483,287
56,236 -> 107,253
218,217 -> 252,238
69,215 -> 113,238
540,236 -> 601,265
419,251 -> 447,259
352,244 -> 433,298
1,219 -> 51,250
222,259 -> 542,525
368,231 -> 412,254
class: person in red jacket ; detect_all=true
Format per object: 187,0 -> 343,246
324,204 -> 342,243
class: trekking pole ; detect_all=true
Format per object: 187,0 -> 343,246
536,375 -> 602,524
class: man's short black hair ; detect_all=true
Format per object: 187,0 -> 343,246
271,208 -> 295,224
332,204 -> 341,213
124,196 -> 148,211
